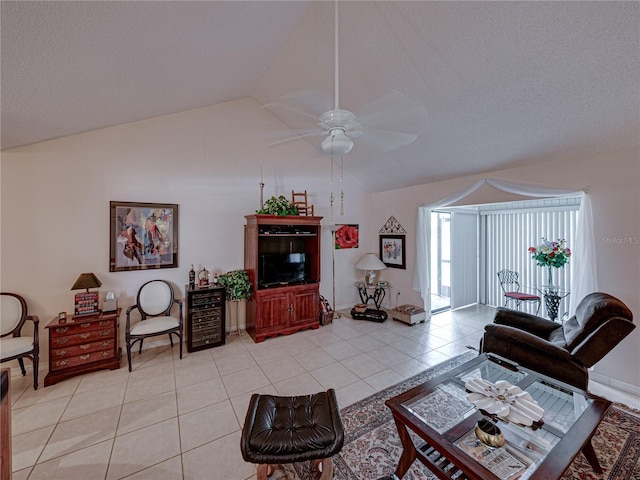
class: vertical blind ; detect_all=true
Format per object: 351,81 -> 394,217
481,200 -> 579,315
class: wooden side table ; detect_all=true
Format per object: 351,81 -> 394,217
44,309 -> 121,387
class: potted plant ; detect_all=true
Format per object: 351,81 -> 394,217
256,195 -> 299,216
219,269 -> 251,335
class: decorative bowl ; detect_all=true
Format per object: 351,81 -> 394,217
474,419 -> 505,448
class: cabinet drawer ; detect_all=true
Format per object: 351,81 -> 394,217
51,339 -> 115,359
50,349 -> 114,371
191,292 -> 223,309
192,318 -> 222,331
50,319 -> 115,337
50,328 -> 115,348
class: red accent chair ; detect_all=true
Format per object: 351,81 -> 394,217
497,269 -> 540,314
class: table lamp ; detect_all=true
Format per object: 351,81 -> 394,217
71,273 -> 102,316
355,253 -> 386,286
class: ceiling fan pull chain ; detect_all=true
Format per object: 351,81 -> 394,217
340,189 -> 344,216
330,192 -> 335,223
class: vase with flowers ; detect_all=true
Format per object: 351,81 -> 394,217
528,238 -> 571,292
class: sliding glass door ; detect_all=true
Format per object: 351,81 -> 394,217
430,212 -> 451,312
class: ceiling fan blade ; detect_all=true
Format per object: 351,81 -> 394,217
357,128 -> 418,153
356,90 -> 428,135
267,129 -> 328,148
277,90 -> 334,117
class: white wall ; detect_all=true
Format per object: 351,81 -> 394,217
369,146 -> 640,391
1,98 -> 369,364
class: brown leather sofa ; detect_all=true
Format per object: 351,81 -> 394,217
480,292 -> 634,390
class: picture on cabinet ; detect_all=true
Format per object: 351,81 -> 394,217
109,201 -> 179,272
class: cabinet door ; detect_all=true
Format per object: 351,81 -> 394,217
291,288 -> 319,326
257,291 -> 290,332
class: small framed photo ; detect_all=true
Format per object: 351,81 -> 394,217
380,234 -> 406,269
110,201 -> 179,272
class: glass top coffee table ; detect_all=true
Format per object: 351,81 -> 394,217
385,353 -> 611,480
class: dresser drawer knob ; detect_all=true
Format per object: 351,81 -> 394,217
80,354 -> 90,360
101,341 -> 111,347
56,338 -> 69,345
100,330 -> 111,337
80,333 -> 91,339
55,360 -> 69,367
101,351 -> 110,357
81,323 -> 91,328
55,350 -> 67,356
99,321 -> 111,327
55,327 -> 69,334
80,344 -> 90,350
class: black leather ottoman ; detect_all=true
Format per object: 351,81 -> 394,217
241,389 -> 344,480
350,308 -> 388,322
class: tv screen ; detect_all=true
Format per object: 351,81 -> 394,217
259,253 -> 308,287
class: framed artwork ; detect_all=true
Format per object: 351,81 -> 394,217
334,224 -> 359,249
110,201 -> 178,272
380,234 -> 406,269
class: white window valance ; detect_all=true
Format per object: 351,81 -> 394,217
414,178 -> 595,318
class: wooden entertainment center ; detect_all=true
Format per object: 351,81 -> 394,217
244,214 -> 322,343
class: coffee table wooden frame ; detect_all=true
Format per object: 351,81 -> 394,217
385,353 -> 611,480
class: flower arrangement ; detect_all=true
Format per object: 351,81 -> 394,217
529,238 -> 571,286
256,196 -> 299,216
219,269 -> 252,301
528,238 -> 571,269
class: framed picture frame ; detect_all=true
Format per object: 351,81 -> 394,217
380,234 -> 406,269
109,201 -> 178,272
334,224 -> 359,249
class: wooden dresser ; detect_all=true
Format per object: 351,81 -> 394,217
44,309 -> 121,387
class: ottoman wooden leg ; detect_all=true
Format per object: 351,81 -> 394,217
313,457 -> 334,480
256,463 -> 275,480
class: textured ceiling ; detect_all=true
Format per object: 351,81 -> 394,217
2,1 -> 639,192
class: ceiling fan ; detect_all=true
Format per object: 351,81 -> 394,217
266,1 -> 428,157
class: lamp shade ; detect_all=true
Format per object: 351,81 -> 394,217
355,254 -> 386,271
71,273 -> 102,291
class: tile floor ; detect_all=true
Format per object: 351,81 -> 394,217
7,304 -> 639,480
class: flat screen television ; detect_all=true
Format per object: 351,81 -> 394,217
259,253 -> 309,287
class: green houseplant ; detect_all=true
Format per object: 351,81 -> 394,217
219,269 -> 252,301
256,195 -> 299,216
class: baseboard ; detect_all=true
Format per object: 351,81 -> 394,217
590,371 -> 640,397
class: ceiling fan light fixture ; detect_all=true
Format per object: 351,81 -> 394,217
321,131 -> 353,155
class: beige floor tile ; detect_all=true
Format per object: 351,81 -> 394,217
12,425 -> 55,472
258,356 -> 306,384
309,362 -> 359,390
371,344 -> 413,367
12,376 -> 81,408
121,455 -> 183,480
12,396 -> 70,436
182,431 -> 254,480
179,399 -> 240,452
272,372 -> 324,397
335,380 -> 377,408
368,329 -> 406,344
221,366 -> 270,398
391,358 -> 430,379
118,390 -> 177,436
364,368 -> 405,391
213,349 -> 257,376
124,367 -> 175,404
29,439 -> 113,480
247,342 -> 290,364
304,330 -> 342,347
321,340 -> 362,361
346,334 -> 385,352
291,347 -> 336,371
40,405 -> 120,462
390,338 -> 432,357
174,360 -> 219,389
107,418 -> 181,480
341,352 -> 387,378
177,377 -> 228,415
11,467 -> 31,480
415,349 -> 450,368
277,334 -> 318,356
76,367 -> 130,394
61,383 -> 126,421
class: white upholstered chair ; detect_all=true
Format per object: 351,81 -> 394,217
125,280 -> 183,371
1,293 -> 40,389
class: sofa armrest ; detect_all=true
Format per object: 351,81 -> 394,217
494,308 -> 560,337
485,324 -> 572,361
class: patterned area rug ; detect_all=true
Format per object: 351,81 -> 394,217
273,351 -> 640,480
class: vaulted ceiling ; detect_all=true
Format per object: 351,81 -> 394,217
2,1 -> 638,192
